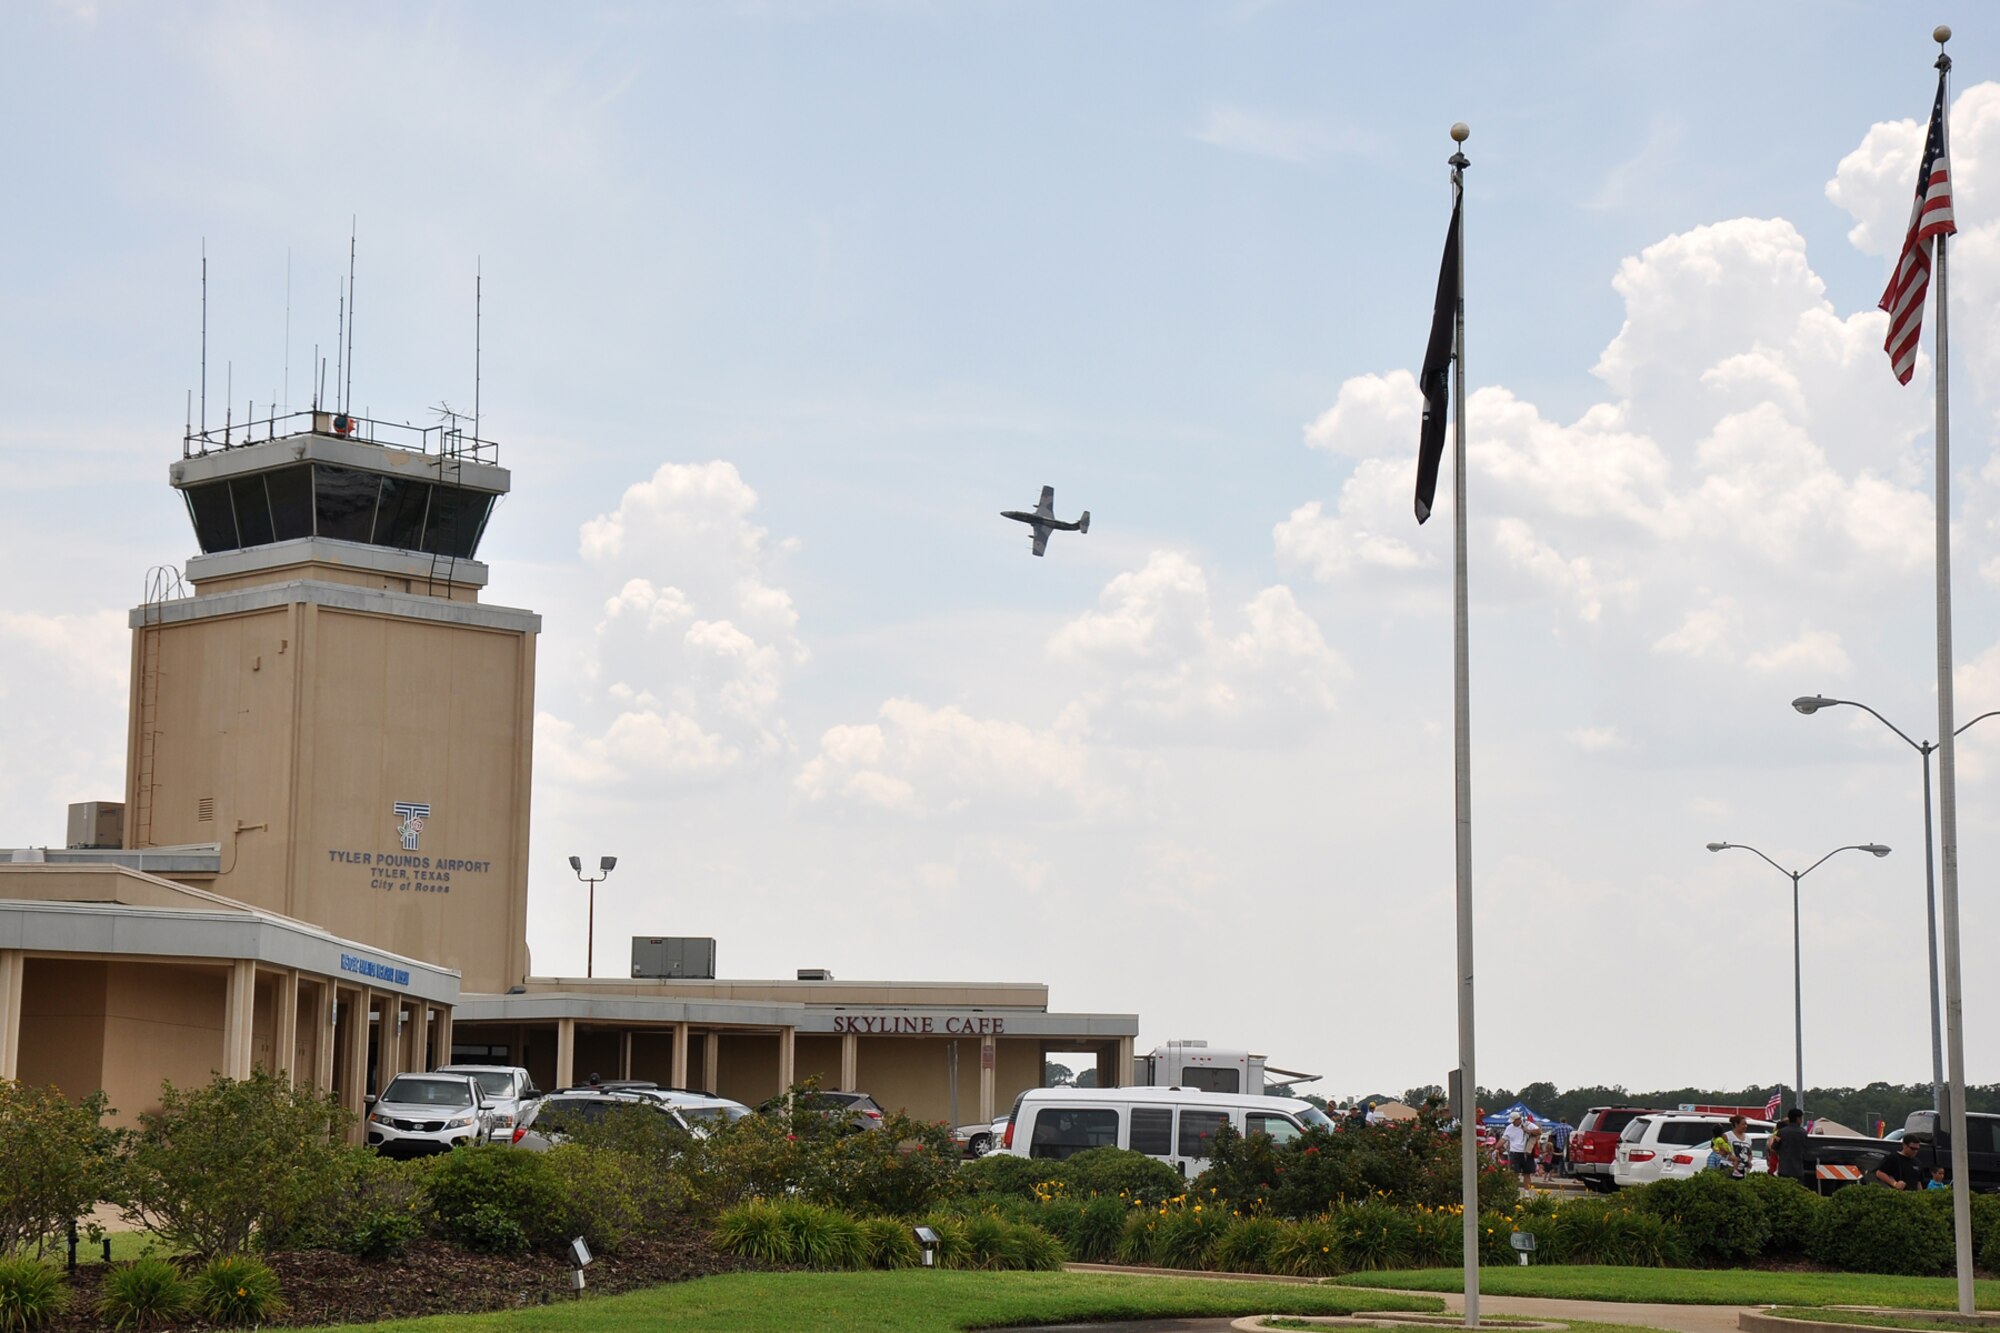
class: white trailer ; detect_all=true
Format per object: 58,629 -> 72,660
1130,1040 -> 1318,1096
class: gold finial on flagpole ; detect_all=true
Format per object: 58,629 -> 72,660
1450,122 -> 1470,143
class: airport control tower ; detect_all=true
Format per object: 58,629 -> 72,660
125,409 -> 538,992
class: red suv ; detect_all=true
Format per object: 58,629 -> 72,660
1569,1106 -> 1655,1191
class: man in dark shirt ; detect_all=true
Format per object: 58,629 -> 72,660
1774,1108 -> 1810,1183
1875,1138 -> 1923,1190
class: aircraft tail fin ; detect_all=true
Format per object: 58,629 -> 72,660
1079,511 -> 1090,534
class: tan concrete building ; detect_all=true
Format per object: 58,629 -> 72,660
0,407 -> 1134,1132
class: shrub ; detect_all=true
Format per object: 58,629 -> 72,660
1269,1217 -> 1346,1277
781,1202 -> 868,1270
1409,1205 -> 1460,1266
122,1070 -> 351,1257
1202,1117 -> 1517,1221
1980,1214 -> 2000,1276
821,1114 -> 963,1218
1212,1216 -> 1285,1274
97,1257 -> 192,1331
1335,1198 -> 1419,1270
1070,1194 -> 1131,1263
960,1214 -> 1020,1270
0,1256 -> 67,1332
1155,1204 -> 1230,1270
1116,1208 -> 1163,1266
712,1200 -> 793,1263
1810,1184 -> 1952,1275
426,1145 -> 564,1254
859,1215 -> 921,1268
544,1144 -> 645,1255
1631,1173 -> 1769,1263
0,1081 -> 121,1260
280,1147 -> 428,1259
1011,1222 -> 1067,1271
954,1152 -> 1056,1199
189,1255 -> 284,1326
1738,1172 -> 1824,1256
1054,1147 -> 1183,1201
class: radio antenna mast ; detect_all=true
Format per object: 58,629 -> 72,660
343,220 -> 356,417
199,240 -> 208,435
282,247 -> 291,415
334,280 -> 344,415
473,258 -> 482,445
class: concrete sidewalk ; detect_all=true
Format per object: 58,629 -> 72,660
1341,1287 -> 1754,1333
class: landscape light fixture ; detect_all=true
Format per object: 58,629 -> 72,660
1705,839 -> 1890,1116
567,855 -> 618,978
1790,691 -> 2000,1115
913,1225 -> 940,1268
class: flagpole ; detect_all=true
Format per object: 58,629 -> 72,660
1925,26 -> 1974,1318
1447,119 -> 1479,1331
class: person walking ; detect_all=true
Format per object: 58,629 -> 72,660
1723,1115 -> 1753,1180
1773,1107 -> 1810,1185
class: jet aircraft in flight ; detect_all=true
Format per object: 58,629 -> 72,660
1001,485 -> 1090,557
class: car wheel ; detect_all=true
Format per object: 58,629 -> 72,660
968,1134 -> 992,1157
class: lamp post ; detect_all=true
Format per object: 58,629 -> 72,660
1705,840 -> 1890,1117
567,855 -> 617,978
1792,696 -> 2000,1114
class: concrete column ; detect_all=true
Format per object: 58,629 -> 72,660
346,986 -> 374,1103
1112,1035 -> 1133,1090
313,981 -> 337,1096
702,1030 -> 719,1094
839,1032 -> 858,1091
223,959 -> 256,1081
777,1025 -> 796,1098
619,1031 -> 633,1080
0,950 -> 23,1081
671,1023 -> 689,1088
556,1018 -> 576,1091
434,1007 -> 454,1068
411,1003 -> 432,1074
273,970 -> 299,1082
376,997 -> 405,1089
979,1036 -> 996,1123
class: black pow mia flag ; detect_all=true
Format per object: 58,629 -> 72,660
1414,191 -> 1461,524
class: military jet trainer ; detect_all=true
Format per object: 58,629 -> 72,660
1001,484 -> 1090,557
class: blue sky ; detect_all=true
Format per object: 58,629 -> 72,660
6,1 -> 2000,1098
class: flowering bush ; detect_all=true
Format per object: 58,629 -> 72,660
1200,1117 -> 1519,1219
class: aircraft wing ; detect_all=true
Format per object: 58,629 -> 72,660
1036,485 -> 1054,518
1031,525 -> 1051,557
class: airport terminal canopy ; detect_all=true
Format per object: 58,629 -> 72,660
172,410 -> 507,560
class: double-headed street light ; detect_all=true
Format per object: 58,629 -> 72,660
1792,695 -> 2000,1113
1705,840 -> 1890,1117
568,855 -> 618,978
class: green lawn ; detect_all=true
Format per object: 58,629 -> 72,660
313,1270 -> 1441,1333
1335,1267 -> 2000,1310
1765,1308 -> 2000,1332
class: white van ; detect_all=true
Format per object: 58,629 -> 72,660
1001,1086 -> 1335,1178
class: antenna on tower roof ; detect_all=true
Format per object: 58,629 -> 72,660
473,257 -> 483,445
199,240 -> 208,437
344,220 -> 357,416
334,280 -> 344,415
282,247 -> 291,416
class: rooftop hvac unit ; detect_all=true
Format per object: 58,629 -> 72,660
67,801 -> 125,850
630,937 -> 716,980
797,968 -> 835,981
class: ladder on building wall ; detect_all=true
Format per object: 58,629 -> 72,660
132,567 -> 187,848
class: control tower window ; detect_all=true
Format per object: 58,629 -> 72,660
185,482 -> 238,553
423,486 -> 494,559
229,475 -> 275,548
375,476 -> 432,551
265,465 -> 313,542
314,464 -> 380,543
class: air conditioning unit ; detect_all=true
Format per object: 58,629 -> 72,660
629,937 -> 716,979
797,968 -> 835,982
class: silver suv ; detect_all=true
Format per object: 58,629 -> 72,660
367,1074 -> 493,1156
436,1064 -> 541,1138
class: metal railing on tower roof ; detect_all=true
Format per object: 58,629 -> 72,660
182,409 -> 500,466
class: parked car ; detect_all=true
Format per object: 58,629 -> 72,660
1656,1126 -> 1772,1181
507,1090 -> 692,1151
1613,1113 -> 1767,1188
1568,1105 -> 1656,1192
798,1090 -> 887,1132
367,1073 -> 493,1156
1002,1086 -> 1333,1178
435,1064 -> 540,1138
1897,1109 -> 2000,1192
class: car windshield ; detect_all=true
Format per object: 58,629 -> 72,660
1297,1105 -> 1336,1131
383,1078 -> 473,1108
454,1071 -> 514,1098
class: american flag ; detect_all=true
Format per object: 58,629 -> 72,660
1764,1091 -> 1782,1120
1880,71 -> 1956,385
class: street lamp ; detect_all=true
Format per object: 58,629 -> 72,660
567,855 -> 617,978
1791,695 -> 2000,1113
1705,839 -> 1890,1118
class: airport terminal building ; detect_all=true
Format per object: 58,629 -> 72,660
0,410 -> 1134,1131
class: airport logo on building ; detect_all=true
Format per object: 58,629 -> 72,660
392,802 -> 431,852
